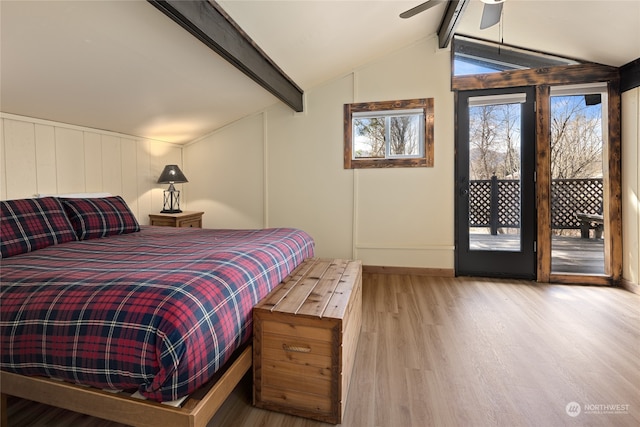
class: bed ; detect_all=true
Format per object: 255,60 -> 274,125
0,196 -> 314,426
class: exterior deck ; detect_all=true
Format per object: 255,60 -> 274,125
470,233 -> 604,275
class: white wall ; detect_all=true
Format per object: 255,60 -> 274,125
622,87 -> 640,287
184,113 -> 265,229
351,38 -> 455,267
0,113 -> 182,224
185,36 -> 456,267
265,70 -> 356,260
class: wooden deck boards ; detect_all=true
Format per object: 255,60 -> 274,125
470,233 -> 604,275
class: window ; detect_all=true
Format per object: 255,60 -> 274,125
344,98 -> 434,169
452,35 -> 581,77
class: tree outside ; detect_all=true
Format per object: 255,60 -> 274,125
467,96 -> 602,181
550,95 -> 603,180
354,115 -> 420,158
468,103 -> 521,180
467,95 -> 603,238
550,95 -> 604,237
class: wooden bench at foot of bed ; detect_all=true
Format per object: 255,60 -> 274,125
1,338 -> 252,427
253,258 -> 363,424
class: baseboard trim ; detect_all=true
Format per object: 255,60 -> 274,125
363,265 -> 455,277
620,278 -> 640,295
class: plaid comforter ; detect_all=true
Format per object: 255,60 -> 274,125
0,226 -> 314,401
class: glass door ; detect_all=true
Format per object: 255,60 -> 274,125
456,87 -> 536,279
549,84 -> 606,275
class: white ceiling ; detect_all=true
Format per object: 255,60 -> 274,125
1,0 -> 639,144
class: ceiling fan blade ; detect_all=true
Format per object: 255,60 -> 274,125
480,2 -> 503,29
400,0 -> 445,19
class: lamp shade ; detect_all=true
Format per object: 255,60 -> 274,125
157,165 -> 188,184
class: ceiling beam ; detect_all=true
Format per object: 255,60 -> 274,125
620,57 -> 640,92
148,0 -> 304,112
437,0 -> 470,49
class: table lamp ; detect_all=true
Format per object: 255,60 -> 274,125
157,164 -> 188,213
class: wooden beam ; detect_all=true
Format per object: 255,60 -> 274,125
535,85 -> 550,283
438,0 -> 470,49
620,57 -> 640,92
452,63 -> 619,91
148,0 -> 304,112
606,79 -> 623,283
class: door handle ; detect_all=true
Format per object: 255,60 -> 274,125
459,177 -> 469,197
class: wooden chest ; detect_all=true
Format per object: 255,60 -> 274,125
253,258 -> 362,424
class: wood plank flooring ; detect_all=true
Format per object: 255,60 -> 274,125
5,274 -> 640,426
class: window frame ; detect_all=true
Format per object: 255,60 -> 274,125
344,98 -> 434,169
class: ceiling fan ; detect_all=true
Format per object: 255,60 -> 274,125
400,0 -> 505,30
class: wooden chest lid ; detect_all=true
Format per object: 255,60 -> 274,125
255,258 -> 361,319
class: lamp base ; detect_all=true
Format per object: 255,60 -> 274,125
162,188 -> 181,214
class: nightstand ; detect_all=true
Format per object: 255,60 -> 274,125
149,211 -> 204,228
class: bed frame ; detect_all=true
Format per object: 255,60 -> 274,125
1,344 -> 252,427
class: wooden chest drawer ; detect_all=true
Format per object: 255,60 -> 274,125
148,211 -> 203,228
175,217 -> 202,228
253,258 -> 362,424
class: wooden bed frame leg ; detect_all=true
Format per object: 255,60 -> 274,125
1,393 -> 8,427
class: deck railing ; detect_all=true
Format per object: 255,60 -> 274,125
469,176 -> 603,234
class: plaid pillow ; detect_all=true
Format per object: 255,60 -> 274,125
61,196 -> 140,240
1,197 -> 77,258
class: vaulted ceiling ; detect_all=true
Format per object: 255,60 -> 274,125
1,0 -> 638,144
